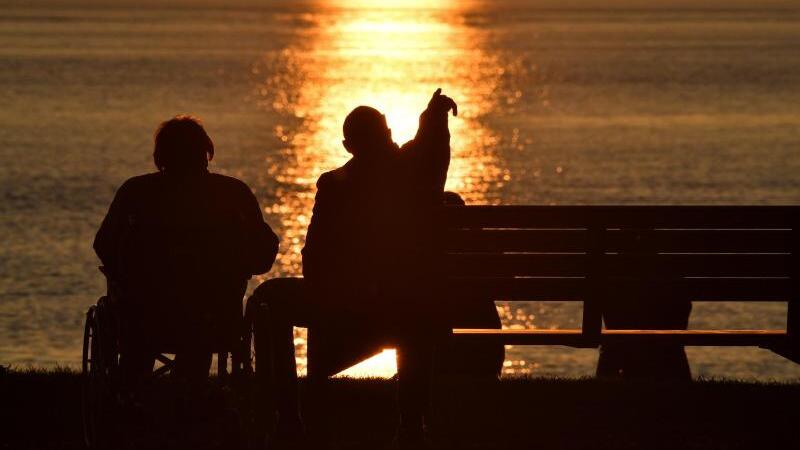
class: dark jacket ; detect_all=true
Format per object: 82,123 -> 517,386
301,106 -> 450,313
94,171 -> 278,346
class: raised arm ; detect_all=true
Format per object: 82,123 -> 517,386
401,88 -> 458,196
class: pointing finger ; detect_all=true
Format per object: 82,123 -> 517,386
442,95 -> 457,116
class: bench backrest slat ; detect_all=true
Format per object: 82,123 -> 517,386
444,205 -> 798,229
441,205 -> 798,304
447,277 -> 792,302
446,229 -> 792,253
444,253 -> 792,278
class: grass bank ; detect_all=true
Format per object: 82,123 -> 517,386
1,367 -> 798,449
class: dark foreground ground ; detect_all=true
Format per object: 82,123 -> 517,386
2,367 -> 799,450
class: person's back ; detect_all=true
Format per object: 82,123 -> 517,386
94,116 -> 278,378
301,159 -> 429,303
302,94 -> 454,314
102,172 -> 274,345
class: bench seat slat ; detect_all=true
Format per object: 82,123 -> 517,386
451,328 -> 788,346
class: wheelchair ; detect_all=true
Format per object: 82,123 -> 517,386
81,268 -> 256,450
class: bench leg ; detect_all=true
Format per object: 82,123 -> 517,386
767,345 -> 800,365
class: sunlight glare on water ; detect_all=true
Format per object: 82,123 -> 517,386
337,349 -> 399,379
253,0 -> 506,377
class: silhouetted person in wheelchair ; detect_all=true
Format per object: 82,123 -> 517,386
250,89 -> 457,448
94,116 -> 278,389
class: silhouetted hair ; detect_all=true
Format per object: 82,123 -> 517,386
343,106 -> 389,153
153,115 -> 214,172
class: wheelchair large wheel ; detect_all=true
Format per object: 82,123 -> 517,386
82,297 -> 120,450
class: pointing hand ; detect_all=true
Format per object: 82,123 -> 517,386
428,88 -> 458,117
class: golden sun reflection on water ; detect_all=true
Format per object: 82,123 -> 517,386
254,1 -> 508,377
337,349 -> 399,379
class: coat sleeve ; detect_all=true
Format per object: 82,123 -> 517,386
301,173 -> 339,282
93,181 -> 131,278
239,185 -> 279,275
399,106 -> 451,197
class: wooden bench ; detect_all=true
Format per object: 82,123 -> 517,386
441,205 -> 800,364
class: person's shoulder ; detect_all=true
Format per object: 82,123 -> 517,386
316,166 -> 349,190
208,172 -> 249,188
117,172 -> 162,195
399,138 -> 417,152
122,172 -> 160,185
208,172 -> 254,196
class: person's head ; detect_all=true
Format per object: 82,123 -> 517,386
342,106 -> 394,158
153,115 -> 214,173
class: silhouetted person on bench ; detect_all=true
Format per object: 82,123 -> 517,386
94,116 -> 278,388
252,89 -> 457,448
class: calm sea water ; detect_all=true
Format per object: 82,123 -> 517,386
2,0 -> 800,380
